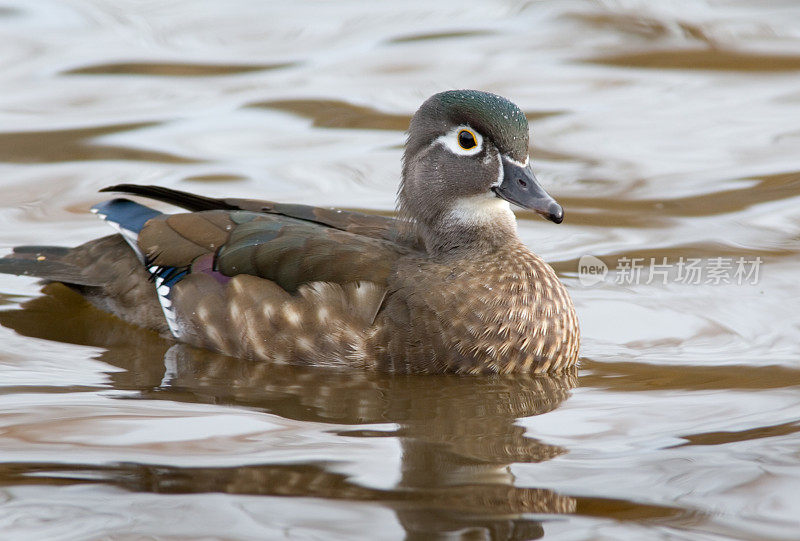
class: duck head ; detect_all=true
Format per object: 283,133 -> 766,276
400,90 -> 563,254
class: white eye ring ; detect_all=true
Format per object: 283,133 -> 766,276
436,125 -> 483,156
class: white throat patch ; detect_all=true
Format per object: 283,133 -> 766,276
447,193 -> 515,228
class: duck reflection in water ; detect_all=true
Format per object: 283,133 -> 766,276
0,285 -> 578,540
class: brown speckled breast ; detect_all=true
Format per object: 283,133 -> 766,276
368,241 -> 580,374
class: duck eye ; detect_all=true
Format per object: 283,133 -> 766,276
457,129 -> 477,150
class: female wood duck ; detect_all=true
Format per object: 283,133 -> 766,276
1,90 -> 579,374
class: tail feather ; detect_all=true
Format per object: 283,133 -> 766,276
100,184 -> 238,212
1,198 -> 164,289
0,252 -> 103,287
2,235 -> 169,334
12,246 -> 71,257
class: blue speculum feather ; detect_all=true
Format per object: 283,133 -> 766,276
150,265 -> 189,291
91,198 -> 162,236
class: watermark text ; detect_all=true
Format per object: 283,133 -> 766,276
578,256 -> 762,286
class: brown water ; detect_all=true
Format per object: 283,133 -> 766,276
1,1 -> 799,539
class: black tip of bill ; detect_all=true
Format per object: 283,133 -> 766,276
547,202 -> 564,224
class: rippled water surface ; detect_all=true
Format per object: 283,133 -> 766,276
1,1 -> 800,539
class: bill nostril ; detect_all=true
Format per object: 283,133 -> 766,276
517,178 -> 527,188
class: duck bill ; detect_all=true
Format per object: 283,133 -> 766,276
494,156 -> 563,224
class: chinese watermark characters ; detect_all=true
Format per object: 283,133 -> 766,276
578,256 -> 762,286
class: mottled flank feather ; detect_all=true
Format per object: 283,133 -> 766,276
172,274 -> 386,368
